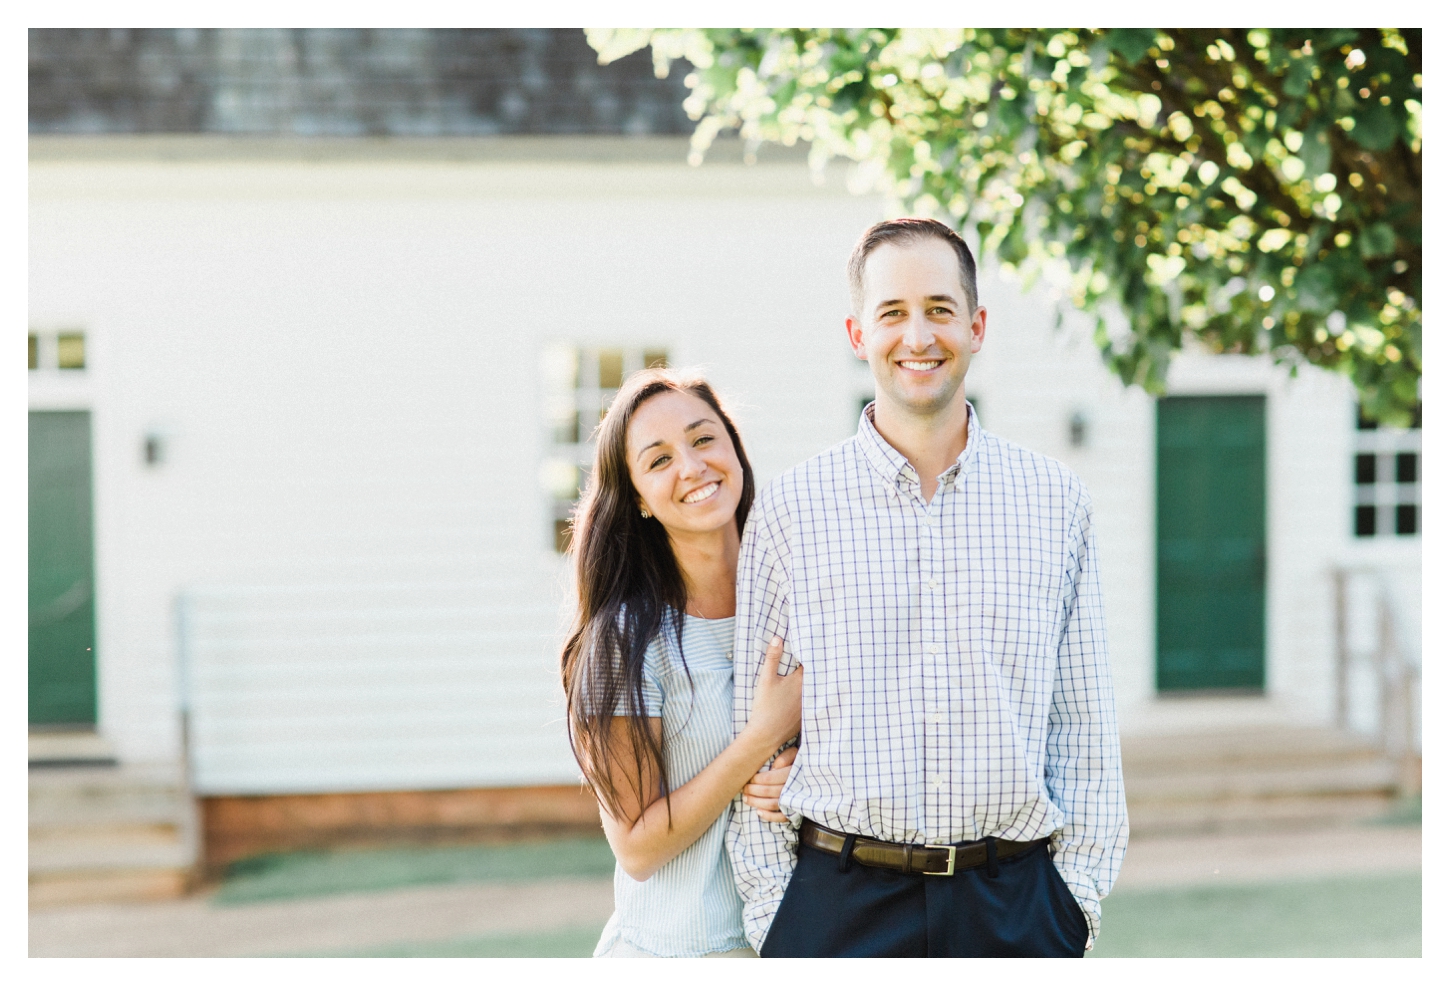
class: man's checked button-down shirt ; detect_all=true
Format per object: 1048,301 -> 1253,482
728,401 -> 1127,951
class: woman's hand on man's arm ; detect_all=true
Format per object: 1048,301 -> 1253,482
596,638 -> 802,881
741,744 -> 797,823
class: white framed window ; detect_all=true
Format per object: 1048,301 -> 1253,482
29,329 -> 87,371
1353,404 -> 1420,538
540,344 -> 669,553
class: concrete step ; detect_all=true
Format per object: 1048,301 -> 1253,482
1125,759 -> 1399,803
28,760 -> 199,907
29,761 -> 187,791
30,835 -> 196,873
29,764 -> 191,827
29,729 -> 117,768
29,868 -> 193,909
29,788 -> 192,828
1120,726 -> 1399,836
1121,727 -> 1387,774
1126,791 -> 1393,836
30,821 -> 185,846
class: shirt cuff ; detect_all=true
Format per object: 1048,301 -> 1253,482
741,887 -> 788,953
1055,863 -> 1103,951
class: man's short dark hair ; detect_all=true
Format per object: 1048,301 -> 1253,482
847,217 -> 979,317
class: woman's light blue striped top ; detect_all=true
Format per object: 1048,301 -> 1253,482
593,614 -> 751,958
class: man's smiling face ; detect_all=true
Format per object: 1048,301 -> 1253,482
846,236 -> 986,421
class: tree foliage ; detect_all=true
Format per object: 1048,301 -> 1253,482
589,28 -> 1421,422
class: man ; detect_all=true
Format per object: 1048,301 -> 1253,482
729,217 -> 1127,957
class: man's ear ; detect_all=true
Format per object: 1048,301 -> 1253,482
969,306 -> 988,355
845,315 -> 868,360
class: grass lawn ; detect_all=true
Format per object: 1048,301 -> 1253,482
223,836 -> 1420,957
214,836 -> 616,906
1090,870 -> 1421,957
303,925 -> 606,958
283,870 -> 1421,958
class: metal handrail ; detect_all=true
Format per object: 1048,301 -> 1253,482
1332,566 -> 1421,796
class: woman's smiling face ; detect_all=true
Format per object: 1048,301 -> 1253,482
625,389 -> 743,539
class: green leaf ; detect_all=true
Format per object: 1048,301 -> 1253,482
1351,103 -> 1399,151
1283,56 -> 1316,98
1299,124 -> 1331,177
1293,264 -> 1336,313
1360,223 -> 1396,258
1106,29 -> 1157,66
633,27 -> 1421,419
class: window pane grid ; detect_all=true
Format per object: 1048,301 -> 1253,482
1352,404 -> 1419,539
27,329 -> 86,372
541,345 -> 668,553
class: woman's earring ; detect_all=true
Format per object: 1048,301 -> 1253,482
639,506 -> 651,519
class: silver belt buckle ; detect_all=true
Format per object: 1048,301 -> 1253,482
923,843 -> 956,876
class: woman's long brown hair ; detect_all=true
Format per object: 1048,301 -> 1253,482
560,368 -> 754,823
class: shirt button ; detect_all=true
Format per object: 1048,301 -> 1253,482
927,713 -> 945,724
925,643 -> 941,655
926,578 -> 939,591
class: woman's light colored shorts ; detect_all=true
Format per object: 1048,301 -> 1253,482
597,938 -> 757,958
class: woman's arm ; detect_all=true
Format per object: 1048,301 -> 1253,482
598,639 -> 800,882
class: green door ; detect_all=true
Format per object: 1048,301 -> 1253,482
1156,396 -> 1266,692
29,411 -> 98,725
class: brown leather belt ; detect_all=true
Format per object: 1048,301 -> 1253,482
800,819 -> 1048,877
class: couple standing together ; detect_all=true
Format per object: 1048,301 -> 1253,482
561,218 -> 1128,958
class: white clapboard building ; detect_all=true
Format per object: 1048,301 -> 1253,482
27,30 -> 1419,902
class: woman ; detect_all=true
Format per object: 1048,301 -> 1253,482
561,368 -> 801,958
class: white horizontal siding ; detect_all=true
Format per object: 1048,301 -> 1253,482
181,581 -> 579,794
29,137 -> 1420,783
29,145 -> 885,770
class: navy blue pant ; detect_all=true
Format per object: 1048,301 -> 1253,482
759,838 -> 1089,957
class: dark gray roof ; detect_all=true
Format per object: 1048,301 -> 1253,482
29,28 -> 694,136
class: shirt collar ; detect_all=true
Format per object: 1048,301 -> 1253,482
855,398 -> 983,493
